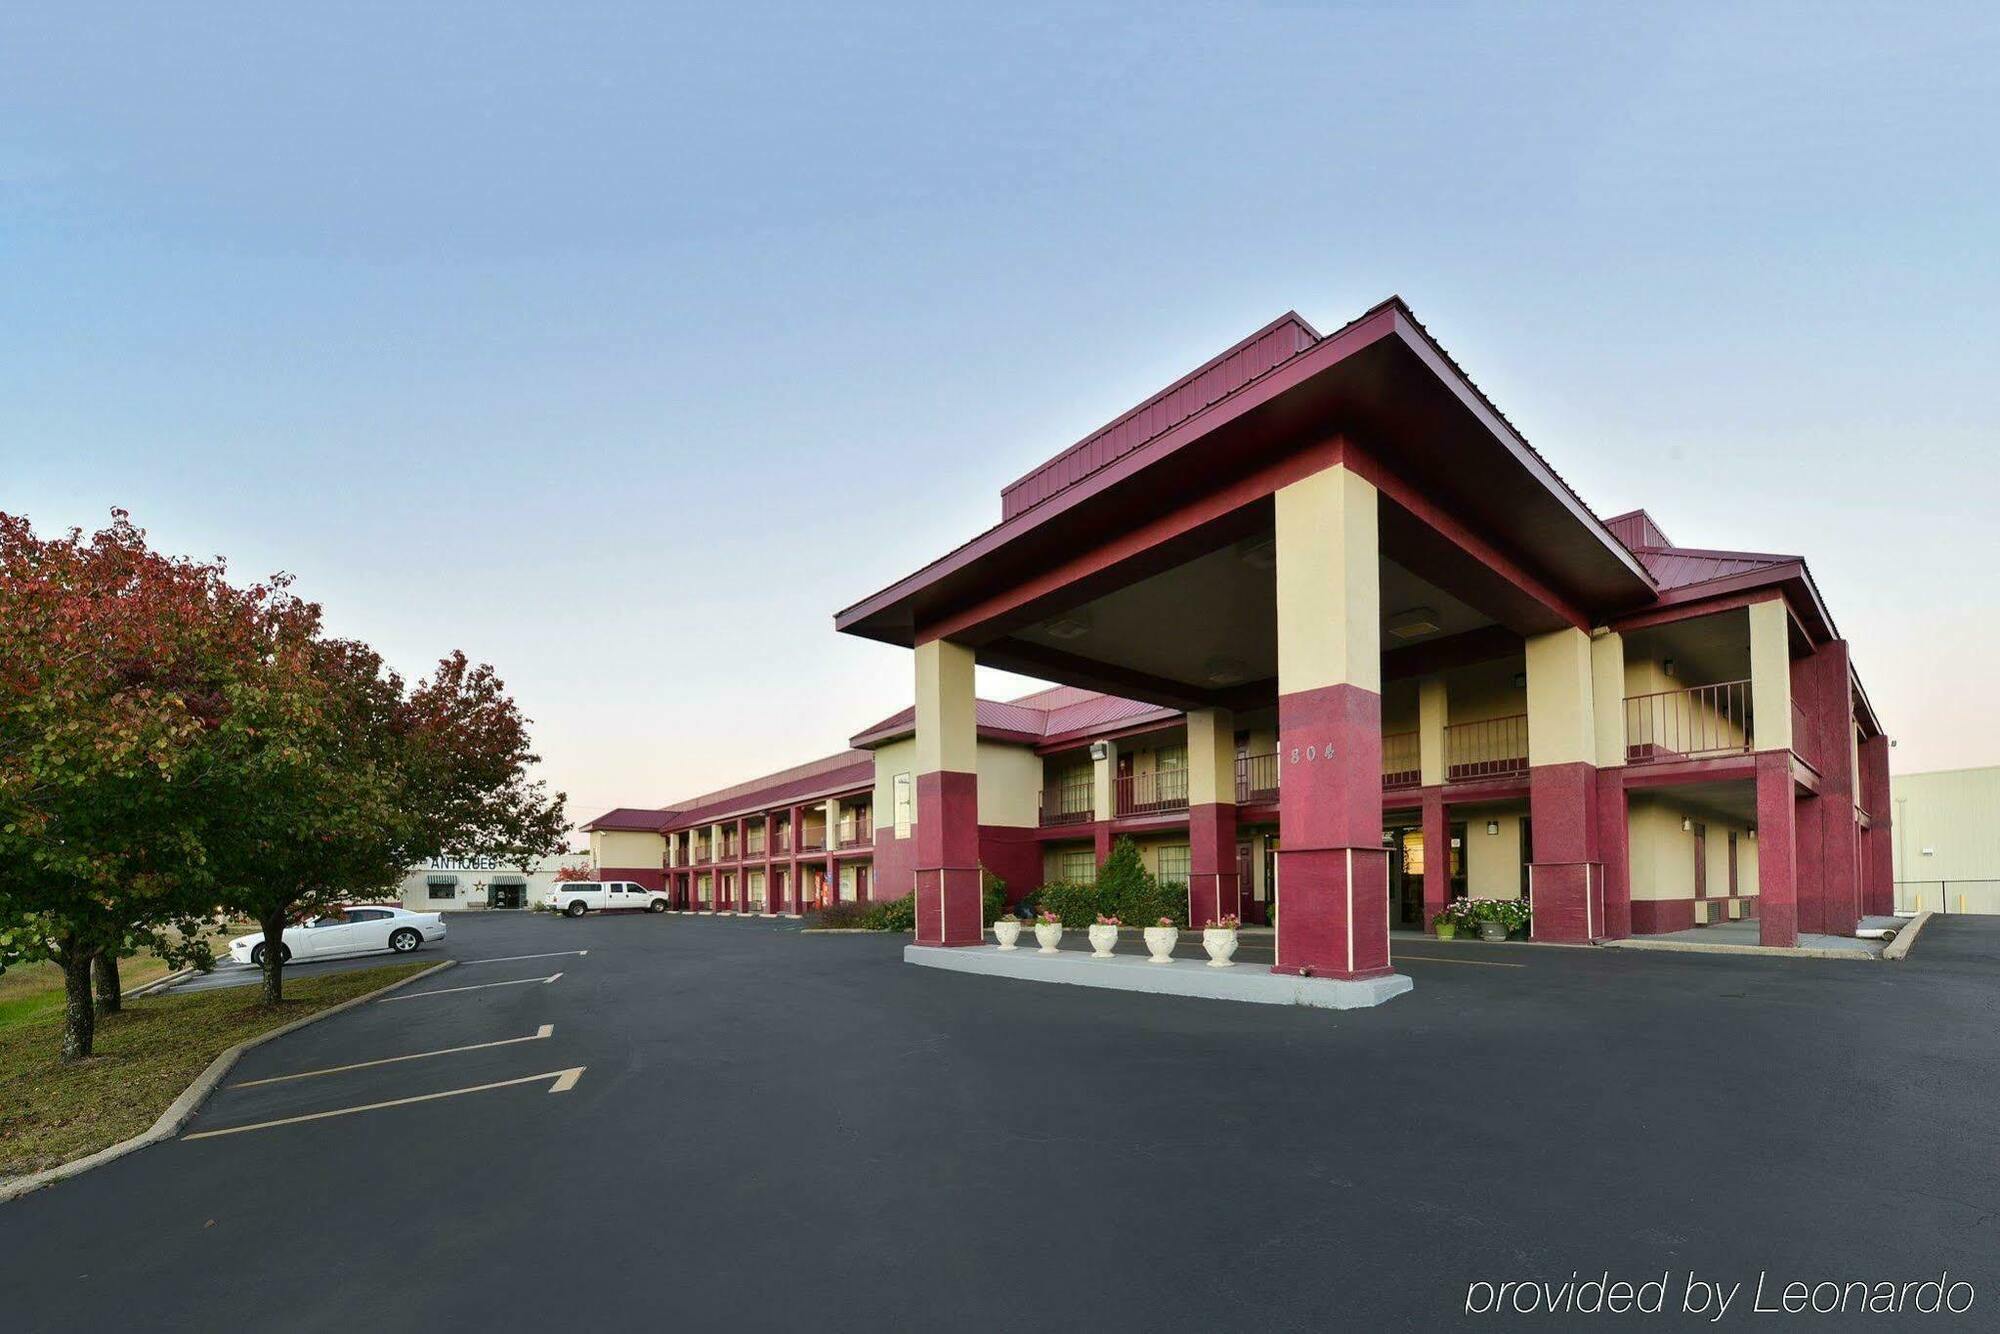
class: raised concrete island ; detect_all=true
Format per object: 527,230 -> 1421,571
904,945 -> 1413,1010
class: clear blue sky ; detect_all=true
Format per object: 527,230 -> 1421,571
5,3 -> 1996,831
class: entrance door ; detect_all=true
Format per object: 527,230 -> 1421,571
1235,842 -> 1254,922
1693,823 -> 1708,899
491,882 -> 525,910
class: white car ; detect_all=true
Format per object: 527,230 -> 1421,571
228,906 -> 446,967
543,880 -> 670,917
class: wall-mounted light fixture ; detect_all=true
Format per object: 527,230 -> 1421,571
1089,740 -> 1110,762
1681,816 -> 1693,832
1748,825 -> 1757,842
1511,671 -> 1527,689
1486,820 -> 1500,836
1663,657 -> 1678,679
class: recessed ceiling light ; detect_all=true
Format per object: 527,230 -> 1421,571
1387,606 -> 1441,640
1203,655 -> 1248,686
1042,612 -> 1092,641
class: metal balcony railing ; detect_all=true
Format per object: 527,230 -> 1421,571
1445,715 -> 1529,781
773,827 -> 792,855
1038,779 -> 1094,827
835,815 -> 871,849
798,829 -> 825,853
691,846 -> 710,864
1115,767 -> 1189,817
1624,680 -> 1752,763
1235,753 -> 1279,804
1382,730 -> 1421,789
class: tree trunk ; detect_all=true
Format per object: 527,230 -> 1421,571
61,947 -> 96,1062
259,910 -> 288,1007
93,952 -> 123,1015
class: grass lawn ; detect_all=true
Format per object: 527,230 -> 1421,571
0,961 -> 431,1178
0,921 -> 257,1031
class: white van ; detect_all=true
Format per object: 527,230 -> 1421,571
543,880 -> 670,917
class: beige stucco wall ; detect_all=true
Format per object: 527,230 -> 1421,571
1627,797 -> 1759,902
590,829 -> 665,871
1465,812 -> 1526,899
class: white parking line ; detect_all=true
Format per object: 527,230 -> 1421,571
459,950 -> 589,966
230,1025 -> 557,1088
183,1067 -> 587,1141
378,972 -> 562,1002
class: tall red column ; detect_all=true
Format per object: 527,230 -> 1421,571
1595,769 -> 1631,939
1757,750 -> 1798,946
1859,734 -> 1893,917
1420,786 -> 1449,932
1794,641 -> 1859,936
1188,804 -> 1238,928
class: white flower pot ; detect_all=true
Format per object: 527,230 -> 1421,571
1479,921 -> 1508,942
992,920 -> 1021,951
1087,923 -> 1119,958
1143,925 -> 1179,963
1033,922 -> 1064,954
1202,927 -> 1239,967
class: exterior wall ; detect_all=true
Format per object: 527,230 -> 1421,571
398,852 -> 590,910
870,737 -> 1043,903
1626,795 -> 1760,933
1464,812 -> 1526,899
1891,766 -> 2000,913
589,829 -> 666,874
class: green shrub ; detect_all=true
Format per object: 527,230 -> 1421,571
868,894 -> 917,932
981,869 -> 1008,924
811,900 -> 875,929
1037,879 -> 1100,929
1098,837 -> 1186,928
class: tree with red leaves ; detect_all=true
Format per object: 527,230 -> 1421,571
0,510 -> 275,1060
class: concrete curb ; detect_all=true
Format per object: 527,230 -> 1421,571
0,958 -> 453,1205
906,943 -> 1413,1009
1881,911 -> 1932,962
1599,937 -> 1876,962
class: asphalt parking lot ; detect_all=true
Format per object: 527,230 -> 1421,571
2,911 -> 1995,1332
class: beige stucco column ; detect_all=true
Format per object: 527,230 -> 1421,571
1748,597 -> 1798,946
1524,626 -> 1600,942
1185,708 -> 1239,927
1588,628 -> 1632,937
1091,738 -> 1119,828
1272,462 -> 1388,978
1417,677 -> 1448,786
1749,599 -> 1793,754
913,638 -> 982,945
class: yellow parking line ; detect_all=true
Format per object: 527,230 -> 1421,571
183,1067 -> 587,1141
1392,953 -> 1526,968
230,1025 -> 556,1088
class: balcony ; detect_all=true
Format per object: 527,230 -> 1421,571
1624,680 -> 1752,764
1382,730 -> 1420,790
1115,767 -> 1188,818
1445,715 -> 1529,781
1039,778 -> 1094,827
745,835 -> 766,858
691,846 -> 710,865
1235,753 -> 1279,804
798,829 -> 826,854
773,827 -> 793,855
1791,699 -> 1819,772
835,814 -> 871,849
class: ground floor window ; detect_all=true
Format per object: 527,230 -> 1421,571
1057,848 -> 1096,884
1155,843 -> 1190,888
427,876 -> 456,900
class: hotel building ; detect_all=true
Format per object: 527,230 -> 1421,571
588,298 -> 1892,967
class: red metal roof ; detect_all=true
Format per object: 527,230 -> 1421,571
581,807 -> 674,834
1631,545 -> 1796,592
999,312 -> 1321,522
658,751 -> 875,830
849,685 -> 1176,750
